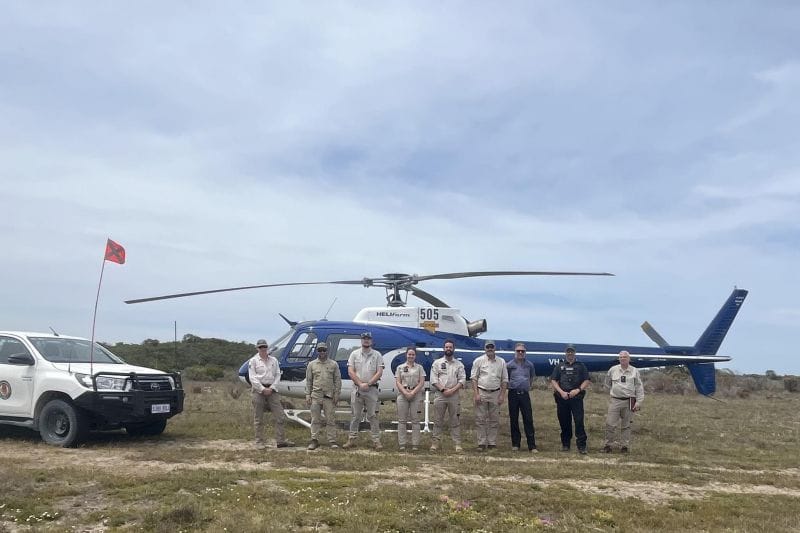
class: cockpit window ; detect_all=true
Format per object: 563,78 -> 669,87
28,337 -> 124,364
286,332 -> 317,362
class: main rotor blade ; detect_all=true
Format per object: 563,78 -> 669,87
125,280 -> 366,304
409,287 -> 450,308
412,271 -> 614,282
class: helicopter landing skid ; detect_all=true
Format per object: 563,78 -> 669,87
283,391 -> 434,433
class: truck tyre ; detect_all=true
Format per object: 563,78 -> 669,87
39,399 -> 88,447
125,419 -> 167,437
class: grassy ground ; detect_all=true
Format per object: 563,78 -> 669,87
1,383 -> 799,532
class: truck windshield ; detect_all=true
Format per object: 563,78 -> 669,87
28,337 -> 125,364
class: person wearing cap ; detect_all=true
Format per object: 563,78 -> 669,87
305,342 -> 342,450
248,339 -> 295,448
602,350 -> 644,453
343,331 -> 384,450
429,339 -> 466,452
470,340 -> 509,451
506,342 -> 538,452
394,346 -> 426,451
550,344 -> 591,454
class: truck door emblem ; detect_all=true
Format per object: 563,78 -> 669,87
0,381 -> 11,400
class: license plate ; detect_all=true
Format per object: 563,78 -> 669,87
151,404 -> 170,414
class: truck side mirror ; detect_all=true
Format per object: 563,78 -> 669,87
8,353 -> 35,365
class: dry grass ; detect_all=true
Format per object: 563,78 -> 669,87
1,380 -> 799,532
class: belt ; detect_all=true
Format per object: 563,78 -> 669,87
261,383 -> 273,387
404,386 -> 416,390
511,389 -> 528,394
478,387 -> 500,393
612,396 -> 629,400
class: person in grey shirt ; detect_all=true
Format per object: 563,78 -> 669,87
506,342 -> 537,452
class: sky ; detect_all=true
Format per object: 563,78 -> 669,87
1,2 -> 798,374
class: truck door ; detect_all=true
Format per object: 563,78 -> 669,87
0,335 -> 36,418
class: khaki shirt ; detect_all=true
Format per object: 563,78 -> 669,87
305,357 -> 342,400
605,364 -> 644,405
430,356 -> 466,391
471,354 -> 508,391
248,354 -> 281,393
395,363 -> 425,391
347,348 -> 384,383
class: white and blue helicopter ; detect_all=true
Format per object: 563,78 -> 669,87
126,271 -> 748,417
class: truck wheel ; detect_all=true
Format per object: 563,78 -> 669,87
125,419 -> 167,437
39,399 -> 87,447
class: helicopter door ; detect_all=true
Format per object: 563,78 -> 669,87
323,335 -> 363,399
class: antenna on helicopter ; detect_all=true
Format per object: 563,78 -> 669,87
278,313 -> 297,327
323,297 -> 337,319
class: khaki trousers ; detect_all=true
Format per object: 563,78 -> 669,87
252,390 -> 285,444
474,389 -> 501,446
349,387 -> 380,442
431,392 -> 461,445
603,397 -> 634,447
396,392 -> 422,446
310,397 -> 338,444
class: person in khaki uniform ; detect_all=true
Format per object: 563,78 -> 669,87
248,339 -> 295,448
429,339 -> 466,452
305,342 -> 342,450
343,331 -> 384,450
471,340 -> 508,451
395,346 -> 426,451
602,351 -> 644,453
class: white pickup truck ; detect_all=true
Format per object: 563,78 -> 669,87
0,331 -> 184,447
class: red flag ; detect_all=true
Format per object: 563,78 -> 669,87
104,238 -> 126,264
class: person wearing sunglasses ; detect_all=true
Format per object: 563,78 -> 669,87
507,343 -> 538,452
248,339 -> 295,449
305,342 -> 342,450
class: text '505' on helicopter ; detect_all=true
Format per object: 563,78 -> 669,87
125,271 -> 748,404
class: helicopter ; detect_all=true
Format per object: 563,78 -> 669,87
125,271 -> 748,419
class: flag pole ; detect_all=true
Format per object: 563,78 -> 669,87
89,253 -> 108,377
91,238 -> 125,378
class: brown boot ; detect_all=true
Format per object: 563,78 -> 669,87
342,437 -> 358,449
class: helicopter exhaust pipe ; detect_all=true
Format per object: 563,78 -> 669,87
467,318 -> 488,337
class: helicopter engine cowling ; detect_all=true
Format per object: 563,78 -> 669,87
467,318 -> 487,337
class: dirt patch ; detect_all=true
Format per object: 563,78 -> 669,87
2,439 -> 799,506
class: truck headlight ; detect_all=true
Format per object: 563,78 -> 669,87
75,373 -> 130,391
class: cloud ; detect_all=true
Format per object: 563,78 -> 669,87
1,2 -> 798,374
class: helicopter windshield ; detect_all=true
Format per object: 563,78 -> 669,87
268,329 -> 293,357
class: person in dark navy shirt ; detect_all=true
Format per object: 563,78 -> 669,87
506,343 -> 537,452
550,344 -> 591,454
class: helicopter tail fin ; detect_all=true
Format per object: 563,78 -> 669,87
686,288 -> 748,396
687,289 -> 747,396
693,288 -> 749,356
641,288 -> 748,396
